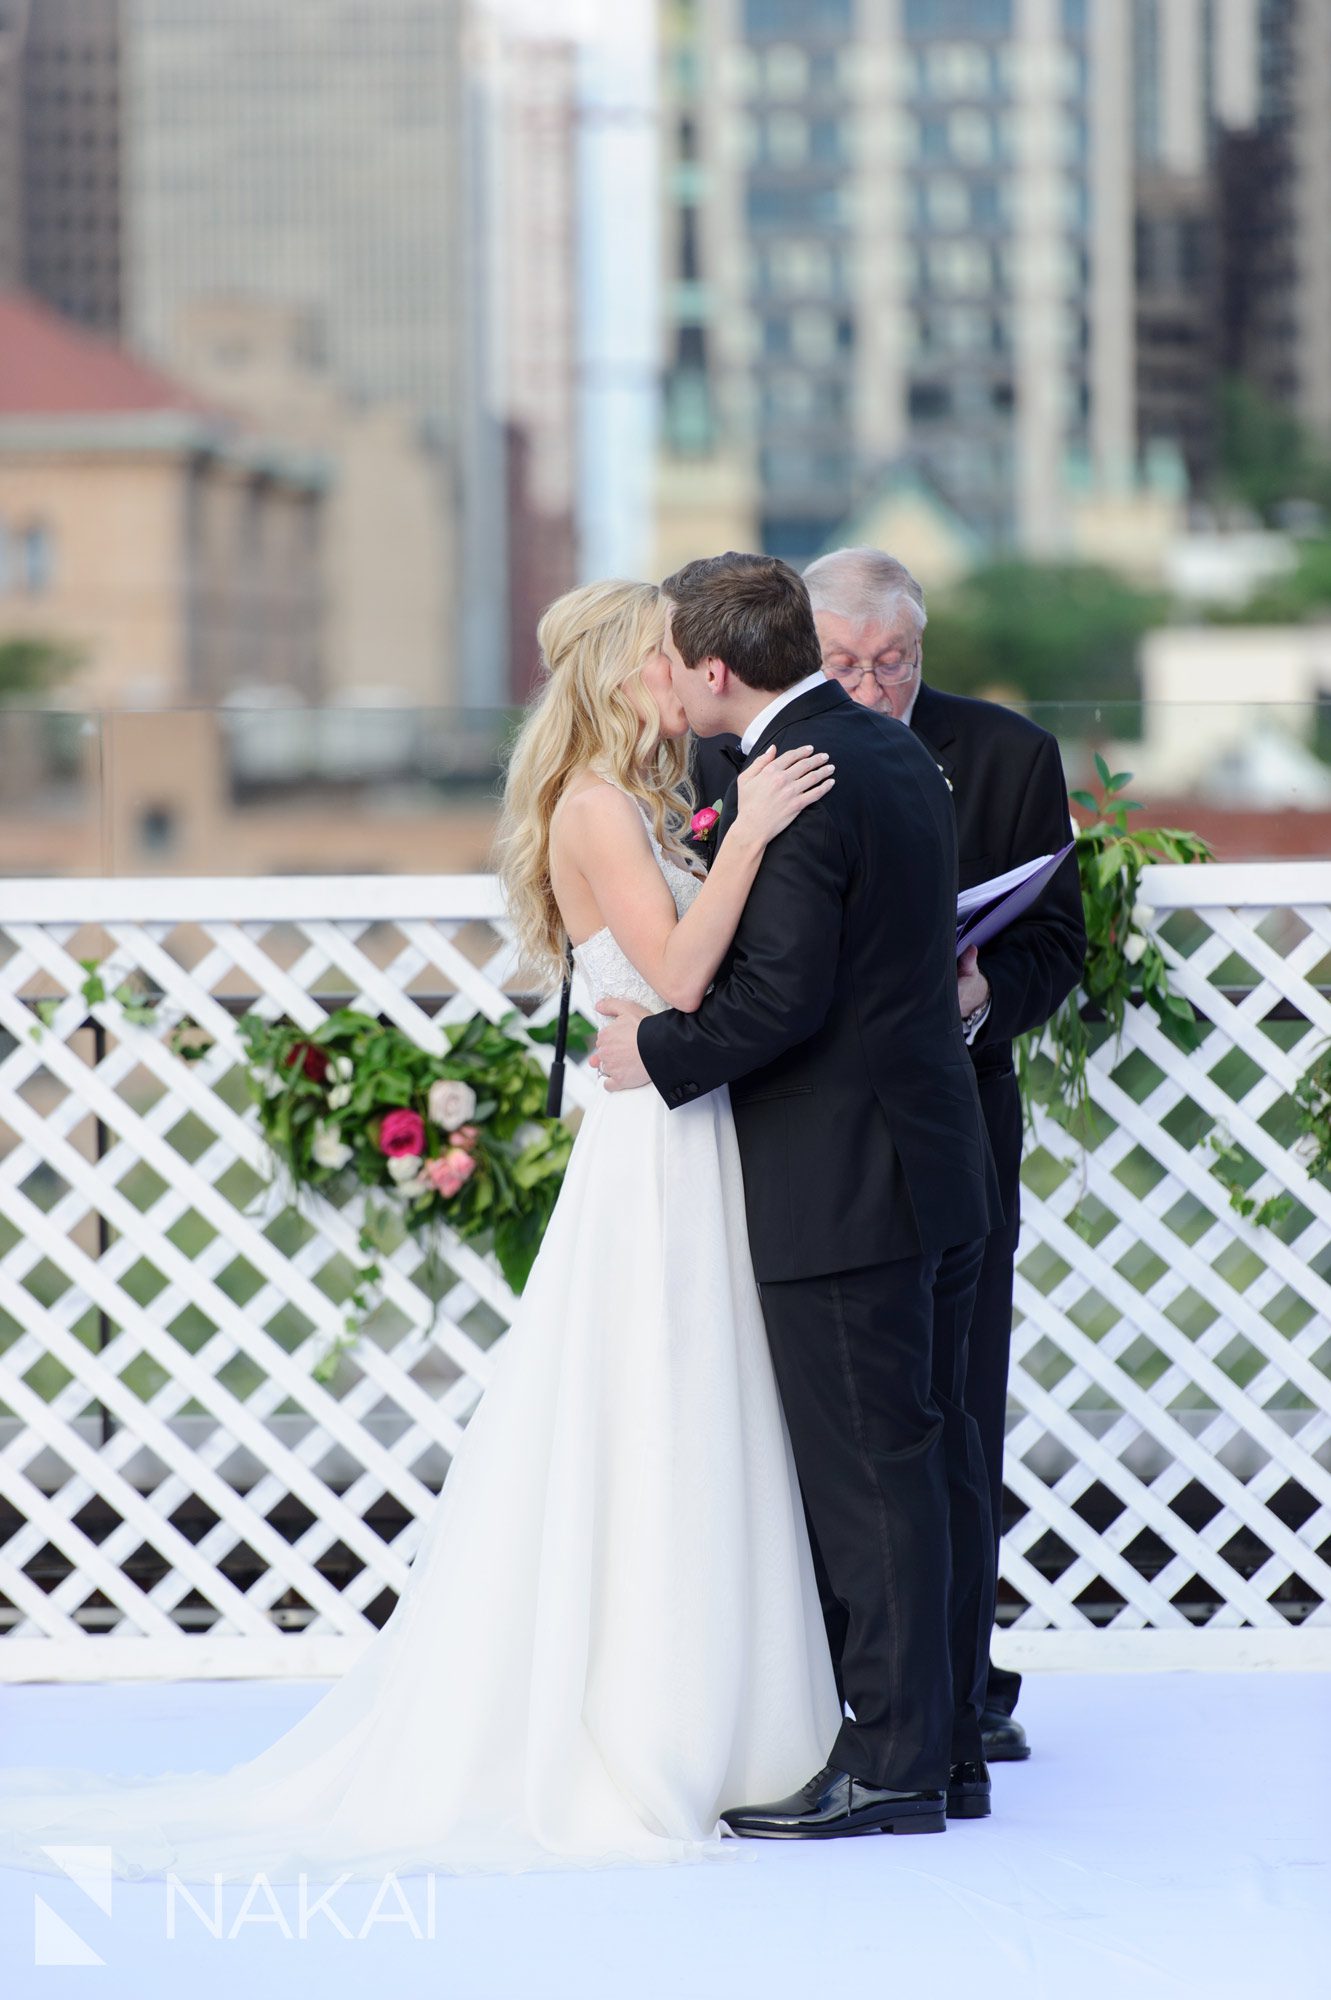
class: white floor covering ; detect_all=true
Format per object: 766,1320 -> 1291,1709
0,1669 -> 1327,2000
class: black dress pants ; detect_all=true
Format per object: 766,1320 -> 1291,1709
931,1229 -> 994,1754
968,1064 -> 1025,1720
759,1245 -> 988,1791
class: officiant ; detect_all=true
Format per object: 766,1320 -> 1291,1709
693,546 -> 1086,1764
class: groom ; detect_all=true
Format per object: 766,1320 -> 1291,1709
594,552 -> 999,1837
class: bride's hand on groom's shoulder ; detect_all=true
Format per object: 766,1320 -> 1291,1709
590,999 -> 651,1091
734,744 -> 835,850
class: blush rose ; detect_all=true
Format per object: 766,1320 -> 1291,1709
425,1148 -> 477,1199
428,1078 -> 478,1130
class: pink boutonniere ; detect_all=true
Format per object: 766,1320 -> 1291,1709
689,801 -> 723,851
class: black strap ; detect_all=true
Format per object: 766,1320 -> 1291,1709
544,937 -> 575,1118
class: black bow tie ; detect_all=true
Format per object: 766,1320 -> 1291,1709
719,741 -> 747,772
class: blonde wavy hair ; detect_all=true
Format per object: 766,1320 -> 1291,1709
497,578 -> 695,992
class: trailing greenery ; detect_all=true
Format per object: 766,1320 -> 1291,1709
1016,759 -> 1214,1143
1293,1044 -> 1331,1187
1206,1125 -> 1295,1231
1017,761 -> 1331,1226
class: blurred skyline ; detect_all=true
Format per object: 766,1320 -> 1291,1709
2,0 -> 1331,869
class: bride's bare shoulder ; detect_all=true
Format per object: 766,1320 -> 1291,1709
551,774 -> 647,843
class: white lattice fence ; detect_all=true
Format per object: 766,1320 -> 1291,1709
0,877 -> 596,1681
0,867 -> 1328,1681
1007,863 -> 1331,1671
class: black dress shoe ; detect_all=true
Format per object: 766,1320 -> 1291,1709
721,1764 -> 946,1840
946,1758 -> 991,1819
980,1708 -> 1030,1762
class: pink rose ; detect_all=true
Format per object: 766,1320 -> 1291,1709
425,1147 -> 477,1200
448,1124 -> 480,1149
378,1107 -> 426,1158
690,806 -> 720,837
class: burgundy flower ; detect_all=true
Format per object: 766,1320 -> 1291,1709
377,1107 -> 426,1158
283,1040 -> 330,1083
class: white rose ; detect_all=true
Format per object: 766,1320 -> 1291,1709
327,1082 -> 353,1110
1131,900 -> 1152,929
428,1078 -> 477,1129
255,1065 -> 286,1099
312,1119 -> 353,1170
332,1055 -> 354,1081
513,1121 -> 546,1153
1123,931 -> 1148,965
387,1152 -> 424,1183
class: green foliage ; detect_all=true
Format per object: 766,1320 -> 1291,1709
526,1010 -> 596,1057
0,635 -> 83,699
919,561 -> 1166,711
1293,1044 -> 1331,1186
1206,534 -> 1331,625
1206,1127 -> 1295,1230
1016,761 -> 1214,1142
1214,376 -> 1331,523
1018,768 -> 1331,1234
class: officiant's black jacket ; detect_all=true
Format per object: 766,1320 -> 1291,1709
908,683 -> 1085,1079
641,679 -> 998,1283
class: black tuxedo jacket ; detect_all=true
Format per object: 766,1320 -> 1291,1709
907,683 -> 1085,1081
640,681 -> 998,1284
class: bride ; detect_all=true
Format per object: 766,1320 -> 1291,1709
0,578 -> 841,1884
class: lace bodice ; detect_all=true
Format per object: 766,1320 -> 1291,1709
571,785 -> 705,1014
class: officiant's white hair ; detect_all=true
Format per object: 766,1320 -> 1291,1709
803,547 -> 928,632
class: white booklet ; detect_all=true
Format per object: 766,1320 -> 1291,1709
955,841 -> 1076,958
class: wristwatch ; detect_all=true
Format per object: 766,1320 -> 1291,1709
962,995 -> 991,1043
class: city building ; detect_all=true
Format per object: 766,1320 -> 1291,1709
123,0 -> 472,696
658,0 -> 1272,568
0,4 -> 23,295
0,0 -> 124,335
168,294 -> 455,714
126,1 -> 463,425
486,32 -> 581,700
0,290 -> 327,711
1224,0 -> 1331,447
654,0 -> 760,576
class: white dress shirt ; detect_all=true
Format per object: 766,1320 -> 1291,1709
738,670 -> 828,755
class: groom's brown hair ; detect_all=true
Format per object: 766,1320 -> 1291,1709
663,551 -> 823,693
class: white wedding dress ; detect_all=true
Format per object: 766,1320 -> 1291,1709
0,795 -> 839,1883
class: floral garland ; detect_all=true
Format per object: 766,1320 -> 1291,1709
236,1007 -> 591,1377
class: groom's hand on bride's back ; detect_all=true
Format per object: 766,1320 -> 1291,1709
590,999 -> 651,1091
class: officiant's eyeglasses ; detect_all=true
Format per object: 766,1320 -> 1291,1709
822,645 -> 921,691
